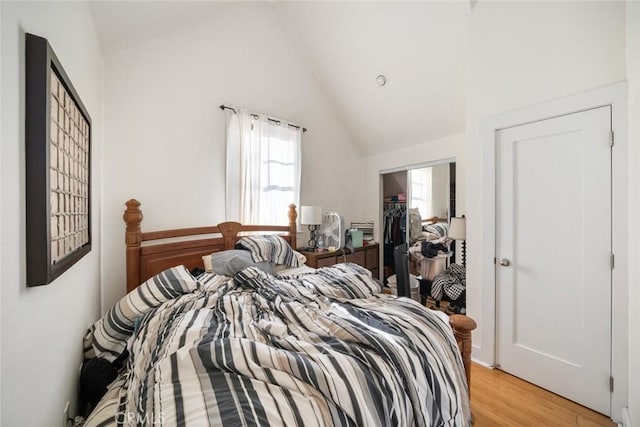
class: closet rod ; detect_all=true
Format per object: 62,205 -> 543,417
219,105 -> 307,133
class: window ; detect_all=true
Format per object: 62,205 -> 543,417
410,168 -> 432,219
225,108 -> 301,225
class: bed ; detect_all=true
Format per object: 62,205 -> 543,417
82,199 -> 476,426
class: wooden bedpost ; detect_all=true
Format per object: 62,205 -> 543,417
288,204 -> 297,249
123,199 -> 143,293
449,314 -> 477,393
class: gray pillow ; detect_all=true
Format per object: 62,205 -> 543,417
211,250 -> 275,276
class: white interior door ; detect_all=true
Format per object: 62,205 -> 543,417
496,106 -> 612,415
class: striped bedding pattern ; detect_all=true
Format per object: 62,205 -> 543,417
424,223 -> 448,238
235,235 -> 302,268
83,266 -> 199,362
85,264 -> 470,426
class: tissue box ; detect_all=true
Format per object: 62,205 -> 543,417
351,229 -> 363,248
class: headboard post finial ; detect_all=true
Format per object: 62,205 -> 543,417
288,204 -> 298,249
124,199 -> 143,244
123,199 -> 143,293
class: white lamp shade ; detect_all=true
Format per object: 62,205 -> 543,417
301,206 -> 323,225
448,216 -> 466,240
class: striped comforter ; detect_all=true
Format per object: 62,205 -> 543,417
86,263 -> 470,426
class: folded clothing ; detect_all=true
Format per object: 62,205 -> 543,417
421,240 -> 448,258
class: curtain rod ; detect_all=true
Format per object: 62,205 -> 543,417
219,105 -> 307,133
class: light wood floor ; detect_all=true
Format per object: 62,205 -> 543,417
470,363 -> 615,426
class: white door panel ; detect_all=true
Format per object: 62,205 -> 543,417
496,106 -> 611,415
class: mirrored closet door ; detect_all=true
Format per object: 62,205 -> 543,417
381,160 -> 465,313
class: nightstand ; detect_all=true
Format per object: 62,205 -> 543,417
300,243 -> 379,278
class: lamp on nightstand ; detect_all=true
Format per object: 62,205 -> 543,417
301,206 -> 323,250
448,215 -> 467,266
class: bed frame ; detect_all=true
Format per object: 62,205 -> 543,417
122,199 -> 477,390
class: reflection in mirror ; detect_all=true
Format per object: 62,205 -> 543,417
403,162 -> 465,315
381,161 -> 461,313
408,163 -> 450,244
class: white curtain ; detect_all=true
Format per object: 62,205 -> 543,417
225,108 -> 301,225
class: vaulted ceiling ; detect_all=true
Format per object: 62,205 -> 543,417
90,1 -> 468,155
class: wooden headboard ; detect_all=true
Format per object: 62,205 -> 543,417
422,216 -> 448,224
123,199 -> 298,293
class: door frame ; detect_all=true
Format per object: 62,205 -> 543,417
479,82 -> 628,421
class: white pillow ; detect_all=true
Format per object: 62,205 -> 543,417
294,250 -> 307,265
203,254 -> 213,272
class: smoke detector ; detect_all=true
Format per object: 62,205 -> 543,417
376,74 -> 387,87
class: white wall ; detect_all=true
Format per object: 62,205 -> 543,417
431,163 -> 449,218
101,2 -> 362,311
0,1 -> 3,422
465,0 -> 627,419
0,2 -> 103,425
626,2 -> 640,425
360,132 -> 466,249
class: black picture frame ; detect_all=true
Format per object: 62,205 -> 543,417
25,33 -> 92,287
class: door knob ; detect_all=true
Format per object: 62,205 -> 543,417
499,258 -> 511,267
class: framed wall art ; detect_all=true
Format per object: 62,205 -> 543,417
25,33 -> 91,286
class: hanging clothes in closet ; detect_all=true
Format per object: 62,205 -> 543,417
383,202 -> 407,271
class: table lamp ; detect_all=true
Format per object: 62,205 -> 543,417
449,215 -> 467,266
301,206 -> 323,249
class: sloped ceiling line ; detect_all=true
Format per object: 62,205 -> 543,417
90,1 -> 467,156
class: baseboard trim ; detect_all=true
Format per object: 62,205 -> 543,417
471,358 -> 494,368
622,406 -> 632,427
